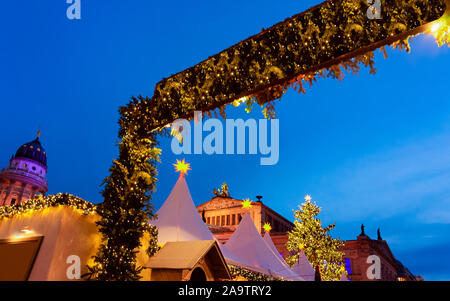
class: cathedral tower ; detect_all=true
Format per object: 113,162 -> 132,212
0,132 -> 48,206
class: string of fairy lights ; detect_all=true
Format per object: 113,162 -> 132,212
0,193 -> 97,219
4,0 -> 447,280
95,0 -> 449,281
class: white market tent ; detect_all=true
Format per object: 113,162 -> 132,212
151,174 -> 214,244
263,232 -> 286,262
292,250 -> 315,281
150,174 -> 258,273
223,211 -> 303,281
340,271 -> 350,281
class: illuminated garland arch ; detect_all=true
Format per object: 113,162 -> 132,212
90,0 -> 449,280
0,193 -> 97,218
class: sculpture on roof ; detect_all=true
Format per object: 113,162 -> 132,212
212,182 -> 230,198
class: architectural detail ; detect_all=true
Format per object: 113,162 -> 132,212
0,134 -> 48,206
197,196 -> 294,234
341,231 -> 398,281
341,228 -> 423,281
198,197 -> 422,281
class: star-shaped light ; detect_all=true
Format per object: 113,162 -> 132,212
304,194 -> 312,201
340,266 -> 346,273
299,243 -> 305,251
263,223 -> 272,233
241,199 -> 253,210
173,159 -> 191,175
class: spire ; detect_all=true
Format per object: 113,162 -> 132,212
360,224 -> 366,236
37,129 -> 41,140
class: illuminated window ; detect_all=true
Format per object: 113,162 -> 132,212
211,217 -> 215,225
345,258 -> 352,275
207,217 -> 210,224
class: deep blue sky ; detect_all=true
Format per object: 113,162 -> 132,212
1,1 -> 449,280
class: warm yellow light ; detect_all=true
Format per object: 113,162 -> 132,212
9,227 -> 36,242
304,194 -> 312,201
20,227 -> 33,235
299,243 -> 305,251
431,21 -> 442,33
340,266 -> 346,273
173,159 -> 191,175
241,199 -> 253,210
429,15 -> 450,47
232,96 -> 248,107
263,223 -> 272,233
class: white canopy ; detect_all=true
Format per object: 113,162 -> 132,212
263,232 -> 286,262
223,211 -> 303,281
150,174 -> 256,272
151,174 -> 214,244
292,250 -> 315,281
340,271 -> 350,281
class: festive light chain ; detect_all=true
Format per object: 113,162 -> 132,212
120,0 -> 447,133
95,0 -> 448,281
0,193 -> 97,219
228,265 -> 283,281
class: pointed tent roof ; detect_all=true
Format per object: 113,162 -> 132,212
151,174 -> 214,244
150,173 -> 256,272
223,211 -> 303,281
292,250 -> 315,281
340,271 -> 350,281
263,232 -> 285,262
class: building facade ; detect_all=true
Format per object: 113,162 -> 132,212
341,228 -> 398,281
0,134 -> 48,206
197,196 -> 294,234
197,197 -> 421,281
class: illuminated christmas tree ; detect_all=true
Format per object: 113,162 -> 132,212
286,195 -> 345,281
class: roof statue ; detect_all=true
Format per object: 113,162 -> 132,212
360,224 -> 366,236
377,228 -> 382,240
212,182 -> 230,198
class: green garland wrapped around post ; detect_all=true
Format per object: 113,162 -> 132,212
90,1 -> 449,280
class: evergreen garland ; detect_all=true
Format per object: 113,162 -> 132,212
0,193 -> 96,218
228,266 -> 281,281
87,132 -> 162,281
91,0 -> 449,280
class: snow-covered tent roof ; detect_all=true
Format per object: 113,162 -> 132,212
223,211 -> 303,281
292,250 -> 315,281
151,174 -> 214,244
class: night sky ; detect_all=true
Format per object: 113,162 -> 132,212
1,1 -> 450,280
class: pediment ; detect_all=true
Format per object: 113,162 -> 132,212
197,197 -> 243,211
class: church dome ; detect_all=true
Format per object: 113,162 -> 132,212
14,137 -> 47,167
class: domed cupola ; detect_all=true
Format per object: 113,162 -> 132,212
0,131 -> 49,206
14,137 -> 47,167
